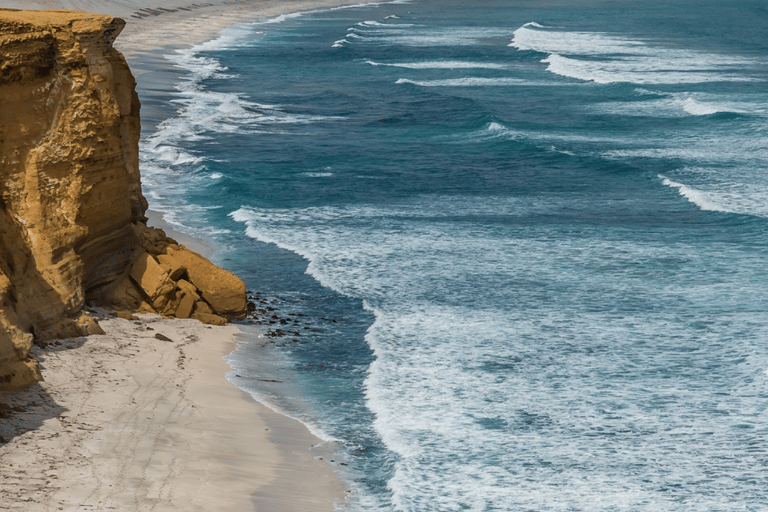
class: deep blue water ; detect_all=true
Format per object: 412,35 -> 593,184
137,1 -> 768,510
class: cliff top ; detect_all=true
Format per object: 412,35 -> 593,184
0,8 -> 125,53
0,8 -> 117,25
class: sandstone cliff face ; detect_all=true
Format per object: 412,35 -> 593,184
0,10 -> 246,389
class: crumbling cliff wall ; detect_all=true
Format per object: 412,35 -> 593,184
0,9 -> 245,389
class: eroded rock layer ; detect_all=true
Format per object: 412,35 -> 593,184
0,9 -> 246,389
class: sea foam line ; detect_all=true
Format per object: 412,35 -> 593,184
396,77 -> 533,87
591,91 -> 760,117
659,175 -> 728,212
366,60 -> 509,69
510,22 -> 760,85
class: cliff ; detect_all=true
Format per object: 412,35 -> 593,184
0,9 -> 246,389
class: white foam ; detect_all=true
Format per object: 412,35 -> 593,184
602,127 -> 768,164
591,92 -> 760,117
487,122 -> 507,132
681,97 -> 744,116
188,24 -> 263,53
369,27 -> 514,47
245,0 -> 413,28
152,207 -> 231,237
633,87 -> 666,97
511,22 -> 759,84
357,20 -> 415,28
543,53 -> 751,85
141,14 -> 352,242
228,191 -> 768,510
511,24 -> 647,55
659,175 -> 729,212
655,168 -> 768,218
366,60 -> 509,69
235,204 -> 768,509
396,77 -> 531,87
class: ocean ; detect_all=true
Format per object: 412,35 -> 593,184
135,0 -> 768,510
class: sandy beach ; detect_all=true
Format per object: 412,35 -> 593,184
0,312 -> 345,511
0,0 -> 366,510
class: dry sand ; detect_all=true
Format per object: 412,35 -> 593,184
0,0 -> 371,510
0,313 -> 345,511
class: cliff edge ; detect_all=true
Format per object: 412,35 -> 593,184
0,9 -> 246,389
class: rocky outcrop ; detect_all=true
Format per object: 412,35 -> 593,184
0,9 -> 246,389
91,223 -> 246,326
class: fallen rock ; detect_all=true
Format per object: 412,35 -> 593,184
162,245 -> 246,320
76,313 -> 106,336
114,311 -> 137,321
101,225 -> 247,325
175,294 -> 196,319
129,251 -> 175,303
194,300 -> 214,316
191,312 -> 228,326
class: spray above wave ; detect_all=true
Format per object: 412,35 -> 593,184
510,22 -> 761,84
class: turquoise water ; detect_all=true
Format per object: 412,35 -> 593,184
137,1 -> 768,510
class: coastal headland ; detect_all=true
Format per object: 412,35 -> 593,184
0,1 -> 362,509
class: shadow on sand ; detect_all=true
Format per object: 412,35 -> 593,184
0,336 -> 89,446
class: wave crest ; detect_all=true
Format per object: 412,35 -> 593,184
510,22 -> 759,85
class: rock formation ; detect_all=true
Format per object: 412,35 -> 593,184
0,9 -> 246,389
92,223 -> 247,327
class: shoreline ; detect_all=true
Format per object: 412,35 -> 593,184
146,209 -> 216,258
0,0 -> 374,510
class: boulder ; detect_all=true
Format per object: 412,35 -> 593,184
194,300 -> 214,316
114,311 -> 137,320
191,312 -> 228,326
76,313 -> 106,335
129,251 -> 175,303
161,246 -> 246,320
94,273 -> 144,311
175,294 -> 196,319
157,252 -> 188,281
